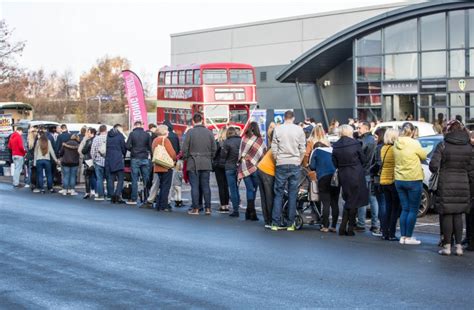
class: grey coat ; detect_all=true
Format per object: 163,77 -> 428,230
182,125 -> 216,172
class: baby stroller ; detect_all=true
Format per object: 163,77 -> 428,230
123,156 -> 148,202
281,168 -> 322,230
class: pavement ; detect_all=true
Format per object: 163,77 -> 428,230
1,181 -> 474,308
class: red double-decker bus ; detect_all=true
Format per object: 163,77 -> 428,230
156,63 -> 257,137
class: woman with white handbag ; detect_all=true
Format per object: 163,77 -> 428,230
143,125 -> 176,211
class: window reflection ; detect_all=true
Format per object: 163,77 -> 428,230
421,13 -> 446,50
357,56 -> 382,81
356,30 -> 382,56
421,51 -> 446,78
384,53 -> 418,80
384,19 -> 417,53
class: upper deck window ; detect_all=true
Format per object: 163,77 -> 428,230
165,72 -> 171,85
178,71 -> 186,85
230,69 -> 254,84
158,72 -> 165,85
171,71 -> 178,84
186,70 -> 193,84
203,69 -> 228,84
194,70 -> 201,85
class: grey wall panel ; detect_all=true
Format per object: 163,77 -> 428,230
172,29 -> 232,55
231,42 -> 303,66
232,20 -> 302,47
172,49 -> 233,65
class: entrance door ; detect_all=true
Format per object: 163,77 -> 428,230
383,94 -> 417,121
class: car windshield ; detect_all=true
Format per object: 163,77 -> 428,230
418,137 -> 443,159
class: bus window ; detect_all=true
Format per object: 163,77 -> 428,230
185,110 -> 192,125
230,69 -> 254,84
158,72 -> 165,85
230,109 -> 249,124
203,69 -> 227,84
171,71 -> 178,84
165,72 -> 171,85
204,104 -> 229,124
193,70 -> 201,85
185,70 -> 193,84
178,71 -> 185,85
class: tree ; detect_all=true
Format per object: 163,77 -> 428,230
0,20 -> 25,84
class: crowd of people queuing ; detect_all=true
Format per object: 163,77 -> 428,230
7,110 -> 474,256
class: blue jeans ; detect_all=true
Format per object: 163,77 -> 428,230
272,164 -> 300,226
357,175 -> 380,228
188,170 -> 211,209
376,190 -> 386,228
94,164 -> 106,198
107,169 -> 124,198
62,165 -> 78,190
243,172 -> 259,201
225,169 -> 240,212
395,180 -> 422,238
12,156 -> 24,186
131,158 -> 150,201
36,159 -> 53,190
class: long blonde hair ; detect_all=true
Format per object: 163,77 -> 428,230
217,126 -> 227,143
308,125 -> 329,146
28,128 -> 37,149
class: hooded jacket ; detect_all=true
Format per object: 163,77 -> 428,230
393,136 -> 427,181
59,139 -> 80,166
163,120 -> 180,154
429,130 -> 472,214
105,128 -> 126,172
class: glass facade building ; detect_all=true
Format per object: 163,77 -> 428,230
355,9 -> 474,123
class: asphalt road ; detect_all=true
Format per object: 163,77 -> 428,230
1,183 -> 473,309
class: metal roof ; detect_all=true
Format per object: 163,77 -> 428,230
276,0 -> 474,84
0,102 -> 33,110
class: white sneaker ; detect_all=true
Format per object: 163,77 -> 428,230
62,190 -> 68,196
24,184 -> 30,188
33,189 -> 41,193
94,196 -> 105,201
399,236 -> 406,245
90,190 -> 96,196
126,200 -> 137,205
59,189 -> 66,194
69,190 -> 78,196
404,237 -> 421,245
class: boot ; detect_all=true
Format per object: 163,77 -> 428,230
454,244 -> 463,256
339,209 -> 349,236
438,244 -> 451,256
347,209 -> 356,236
245,200 -> 252,221
247,200 -> 259,221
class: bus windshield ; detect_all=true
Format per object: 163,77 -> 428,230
204,104 -> 229,124
203,69 -> 227,84
230,69 -> 254,84
230,109 -> 248,124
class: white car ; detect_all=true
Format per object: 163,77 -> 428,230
374,121 -> 437,137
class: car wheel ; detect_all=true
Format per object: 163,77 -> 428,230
418,187 -> 430,218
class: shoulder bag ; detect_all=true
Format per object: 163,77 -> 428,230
152,138 -> 175,169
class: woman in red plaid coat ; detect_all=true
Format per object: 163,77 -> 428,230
238,122 -> 266,221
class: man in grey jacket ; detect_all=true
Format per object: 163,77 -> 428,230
182,113 -> 216,215
271,110 -> 306,231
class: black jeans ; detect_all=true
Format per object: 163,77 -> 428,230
340,208 -> 357,233
441,213 -> 463,245
106,170 -> 124,198
382,184 -> 401,238
214,167 -> 229,206
318,174 -> 340,229
258,169 -> 274,226
189,170 -> 211,209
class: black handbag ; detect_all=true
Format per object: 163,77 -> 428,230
428,143 -> 445,192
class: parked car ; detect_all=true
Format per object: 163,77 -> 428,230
374,121 -> 437,137
0,120 -> 59,166
417,134 -> 443,217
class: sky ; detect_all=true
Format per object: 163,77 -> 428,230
0,0 -> 409,86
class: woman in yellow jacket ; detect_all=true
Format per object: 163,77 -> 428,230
393,122 -> 427,245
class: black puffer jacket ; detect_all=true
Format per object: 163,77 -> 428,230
82,137 -> 94,161
126,127 -> 151,159
429,130 -> 472,215
220,136 -> 242,171
332,136 -> 369,209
